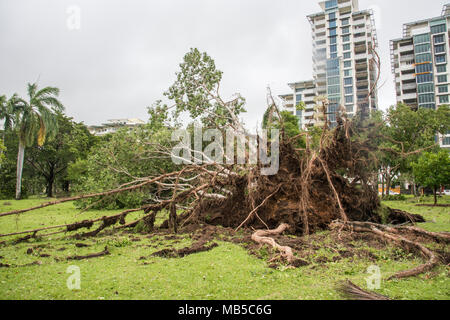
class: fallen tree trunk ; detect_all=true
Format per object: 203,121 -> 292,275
67,246 -> 110,260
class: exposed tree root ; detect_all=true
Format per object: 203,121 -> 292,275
251,223 -> 294,263
337,280 -> 391,300
331,220 -> 442,280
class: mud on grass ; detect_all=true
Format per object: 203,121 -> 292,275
0,198 -> 449,299
0,224 -> 449,299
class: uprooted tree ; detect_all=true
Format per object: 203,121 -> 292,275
0,49 -> 449,284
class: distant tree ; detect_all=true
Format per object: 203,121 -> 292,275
0,94 -> 18,145
412,150 -> 450,205
262,107 -> 305,147
25,112 -> 94,197
12,83 -> 64,199
70,105 -> 177,209
165,48 -> 246,130
378,104 -> 450,196
0,140 -> 5,165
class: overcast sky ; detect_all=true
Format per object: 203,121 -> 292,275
0,0 -> 446,129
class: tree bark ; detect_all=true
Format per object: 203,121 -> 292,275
46,178 -> 54,198
15,140 -> 25,200
46,165 -> 55,198
433,186 -> 438,205
386,169 -> 391,197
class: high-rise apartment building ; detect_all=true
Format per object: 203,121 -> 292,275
390,4 -> 450,149
281,0 -> 378,129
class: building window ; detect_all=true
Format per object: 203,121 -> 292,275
415,63 -> 432,74
330,44 -> 337,53
344,61 -> 352,68
345,86 -> 353,95
329,20 -> 337,28
344,77 -> 353,86
415,53 -> 432,63
418,93 -> 435,104
344,69 -> 352,77
345,96 -> 353,103
414,43 -> 431,54
328,12 -> 336,20
330,36 -> 337,44
438,85 -> 448,93
328,85 -> 340,95
325,0 -> 338,9
430,24 -> 447,34
439,95 -> 449,103
414,34 -> 430,44
418,83 -> 434,93
328,76 -> 340,85
329,28 -> 337,36
434,34 -> 445,44
330,53 -> 337,58
343,43 -> 351,51
435,54 -> 447,64
435,44 -> 446,54
329,96 -> 340,103
343,35 -> 351,43
416,73 -> 433,83
437,65 -> 447,73
342,27 -> 350,34
443,136 -> 450,146
344,52 -> 351,59
438,75 -> 448,83
342,18 -> 349,26
346,105 -> 354,113
296,94 -> 302,103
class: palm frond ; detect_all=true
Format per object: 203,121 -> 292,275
35,86 -> 60,99
337,280 -> 391,300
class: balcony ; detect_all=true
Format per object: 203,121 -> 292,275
353,34 -> 367,43
399,44 -> 414,53
357,80 -> 369,88
356,70 -> 368,79
401,73 -> 415,81
400,63 -> 415,72
402,83 -> 417,91
400,54 -> 414,62
355,62 -> 368,71
355,52 -> 368,60
354,44 -> 367,54
402,92 -> 418,100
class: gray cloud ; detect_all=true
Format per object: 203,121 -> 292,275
0,0 -> 445,129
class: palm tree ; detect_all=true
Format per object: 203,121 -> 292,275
0,95 -> 16,166
1,94 -> 20,136
14,83 -> 64,199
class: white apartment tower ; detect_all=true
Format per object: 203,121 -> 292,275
390,4 -> 450,149
281,0 -> 378,129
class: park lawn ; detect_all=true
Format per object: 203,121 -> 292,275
0,197 -> 448,300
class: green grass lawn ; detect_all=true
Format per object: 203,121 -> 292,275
0,196 -> 449,300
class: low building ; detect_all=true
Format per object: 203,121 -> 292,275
88,118 -> 145,136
